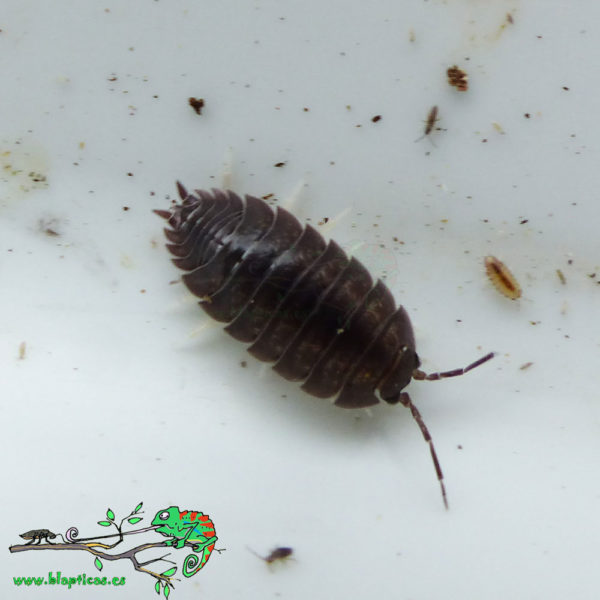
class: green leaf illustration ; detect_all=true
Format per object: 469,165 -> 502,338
134,501 -> 143,513
97,521 -> 112,527
162,567 -> 176,577
128,517 -> 142,525
106,508 -> 115,521
155,580 -> 160,594
164,584 -> 170,598
94,557 -> 103,571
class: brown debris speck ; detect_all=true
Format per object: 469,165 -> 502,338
188,97 -> 205,115
371,115 -> 382,123
447,65 -> 468,91
274,162 -> 286,168
556,269 -> 566,285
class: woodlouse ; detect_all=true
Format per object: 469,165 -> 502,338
484,256 -> 522,300
156,184 -> 494,508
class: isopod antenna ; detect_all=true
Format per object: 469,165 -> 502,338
412,351 -> 495,381
408,351 -> 495,509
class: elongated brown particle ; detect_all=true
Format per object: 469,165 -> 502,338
424,105 -> 438,135
415,106 -> 439,142
156,184 -> 495,508
484,256 -> 521,300
447,65 -> 468,91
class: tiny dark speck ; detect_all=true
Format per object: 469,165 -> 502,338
562,86 -> 570,91
371,115 -> 382,123
520,219 -> 528,224
123,206 -> 130,211
524,113 -> 531,118
127,172 -> 133,176
274,162 -> 286,167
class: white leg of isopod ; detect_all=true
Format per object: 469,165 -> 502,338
280,179 -> 306,212
319,207 -> 352,236
221,146 -> 234,190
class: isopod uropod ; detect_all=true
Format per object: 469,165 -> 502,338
156,184 -> 495,508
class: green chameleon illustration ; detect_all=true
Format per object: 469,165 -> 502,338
151,507 -> 217,577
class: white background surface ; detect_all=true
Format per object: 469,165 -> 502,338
2,1 -> 599,599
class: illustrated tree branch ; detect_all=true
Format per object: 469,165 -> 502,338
9,540 -> 176,587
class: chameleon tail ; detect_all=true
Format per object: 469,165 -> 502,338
182,536 -> 217,578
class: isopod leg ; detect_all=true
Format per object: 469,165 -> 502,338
222,147 -> 234,189
412,352 -> 495,381
398,392 -> 448,510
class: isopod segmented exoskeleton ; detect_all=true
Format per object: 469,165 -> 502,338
156,184 -> 494,508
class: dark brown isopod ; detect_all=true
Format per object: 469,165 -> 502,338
155,184 -> 495,508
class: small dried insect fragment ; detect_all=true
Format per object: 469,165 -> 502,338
447,65 -> 468,91
484,256 -> 522,300
415,106 -> 439,142
556,269 -> 566,285
519,362 -> 534,370
188,97 -> 205,115
248,546 -> 293,565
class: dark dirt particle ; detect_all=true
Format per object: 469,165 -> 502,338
188,97 -> 205,115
